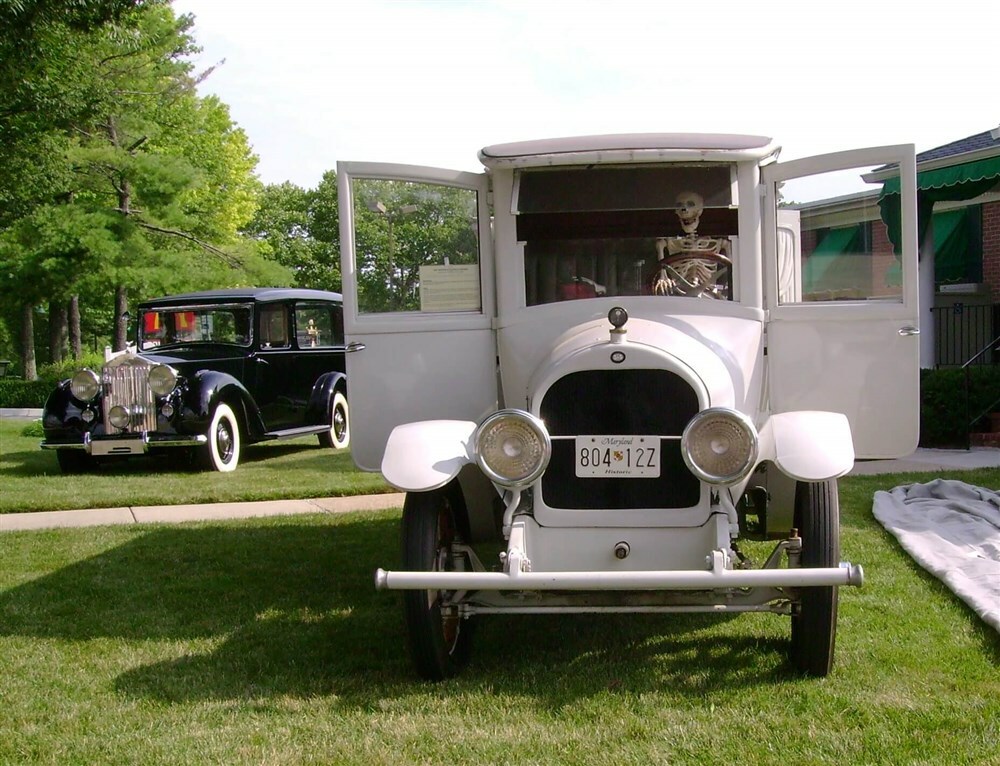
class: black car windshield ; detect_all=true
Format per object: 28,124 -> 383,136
138,306 -> 252,349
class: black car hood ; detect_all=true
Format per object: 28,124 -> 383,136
134,345 -> 249,376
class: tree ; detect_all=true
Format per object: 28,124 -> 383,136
243,170 -> 341,293
0,1 -> 289,373
0,0 -> 151,227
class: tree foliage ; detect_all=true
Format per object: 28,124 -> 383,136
242,170 -> 341,293
0,1 -> 290,373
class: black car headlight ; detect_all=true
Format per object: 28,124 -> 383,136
70,369 -> 100,402
147,364 -> 178,397
681,408 -> 758,485
108,405 -> 131,430
475,410 -> 551,488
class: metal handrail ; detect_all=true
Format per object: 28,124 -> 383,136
962,332 -> 1000,449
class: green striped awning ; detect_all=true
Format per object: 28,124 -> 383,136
880,155 -> 1000,253
881,155 -> 1000,195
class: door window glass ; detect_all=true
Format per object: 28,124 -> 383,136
259,305 -> 289,349
777,165 -> 903,304
295,302 -> 344,348
351,178 -> 481,314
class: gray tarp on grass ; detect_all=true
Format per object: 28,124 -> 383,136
872,479 -> 1000,633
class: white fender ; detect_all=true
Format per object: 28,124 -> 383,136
380,420 -> 477,491
760,411 -> 855,481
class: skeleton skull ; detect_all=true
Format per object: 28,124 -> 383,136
675,191 -> 704,234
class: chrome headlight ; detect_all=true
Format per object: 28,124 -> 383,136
681,408 -> 758,485
70,369 -> 100,402
147,364 -> 178,397
108,405 -> 130,430
475,410 -> 551,488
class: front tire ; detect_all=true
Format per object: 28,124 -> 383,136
790,479 -> 840,676
318,390 -> 349,450
401,483 -> 475,681
201,402 -> 241,472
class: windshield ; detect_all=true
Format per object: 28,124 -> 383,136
517,165 -> 738,304
138,305 -> 252,349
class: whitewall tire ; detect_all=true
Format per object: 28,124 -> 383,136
202,402 -> 241,472
319,391 -> 350,450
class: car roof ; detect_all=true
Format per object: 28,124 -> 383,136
478,133 -> 778,168
137,287 -> 343,309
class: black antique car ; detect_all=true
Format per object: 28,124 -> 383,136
41,288 -> 349,473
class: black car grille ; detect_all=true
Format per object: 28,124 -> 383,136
539,369 -> 701,510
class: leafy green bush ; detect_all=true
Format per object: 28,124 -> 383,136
919,366 -> 1000,447
0,354 -> 105,409
0,379 -> 54,408
20,419 -> 44,437
36,353 -> 105,385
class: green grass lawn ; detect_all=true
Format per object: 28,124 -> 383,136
1,470 -> 998,765
0,416 -> 392,514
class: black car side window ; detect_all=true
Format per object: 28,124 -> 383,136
295,303 -> 343,348
259,305 -> 289,349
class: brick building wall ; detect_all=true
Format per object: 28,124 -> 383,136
982,200 -> 1000,299
871,218 -> 899,297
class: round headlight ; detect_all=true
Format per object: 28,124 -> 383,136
147,364 -> 178,397
681,408 -> 758,485
475,410 -> 551,488
108,405 -> 130,430
70,369 -> 100,402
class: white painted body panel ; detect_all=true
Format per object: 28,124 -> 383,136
763,145 -> 920,458
337,162 -> 498,471
759,411 -> 855,480
497,303 -> 765,414
380,420 -> 476,491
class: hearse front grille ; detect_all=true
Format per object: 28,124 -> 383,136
539,369 -> 701,510
102,361 -> 157,433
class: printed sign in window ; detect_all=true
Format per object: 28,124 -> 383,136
419,264 -> 481,312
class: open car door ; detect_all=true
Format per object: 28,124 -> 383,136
338,162 -> 497,471
763,145 -> 919,459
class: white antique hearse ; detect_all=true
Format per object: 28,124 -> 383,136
337,134 -> 918,679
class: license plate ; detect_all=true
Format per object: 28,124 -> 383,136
575,436 -> 660,478
91,438 -> 145,456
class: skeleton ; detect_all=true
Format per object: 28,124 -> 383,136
306,318 -> 321,346
650,191 -> 731,298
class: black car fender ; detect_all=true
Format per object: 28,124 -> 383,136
42,379 -> 100,440
306,371 -> 347,428
180,370 -> 267,439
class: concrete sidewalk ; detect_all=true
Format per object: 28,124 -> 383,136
0,493 -> 407,532
5,448 -> 1000,532
848,447 -> 1000,475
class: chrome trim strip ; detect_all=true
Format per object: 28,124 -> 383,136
42,433 -> 208,453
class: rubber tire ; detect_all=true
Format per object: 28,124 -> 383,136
318,391 -> 350,450
401,484 -> 475,681
201,402 -> 241,472
790,479 -> 840,676
56,449 -> 92,474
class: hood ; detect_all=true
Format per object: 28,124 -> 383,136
514,311 -> 764,415
110,345 -> 247,378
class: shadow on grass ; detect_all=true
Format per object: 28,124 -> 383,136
0,514 -> 804,708
2,438 -> 337,478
